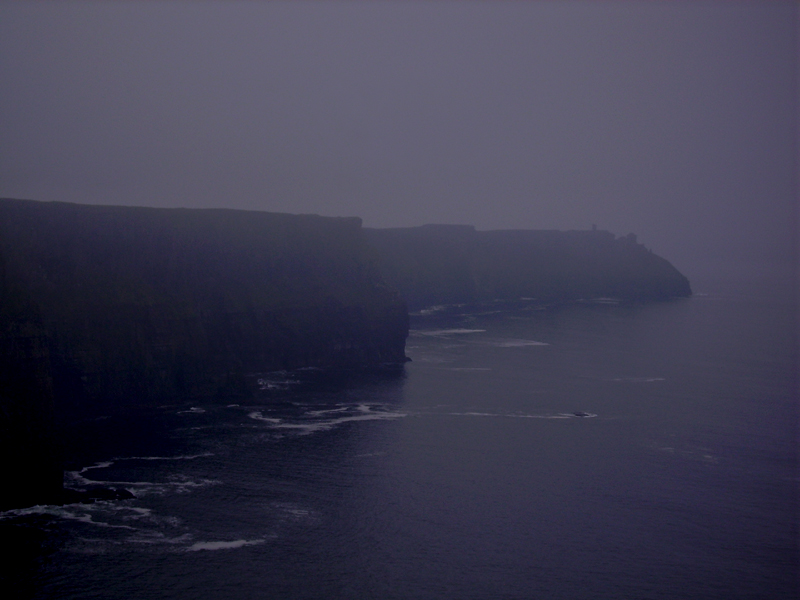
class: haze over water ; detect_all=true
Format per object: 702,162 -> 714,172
0,2 -> 796,277
0,2 -> 796,597
3,273 -> 796,599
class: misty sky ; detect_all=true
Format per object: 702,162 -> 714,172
0,1 -> 796,278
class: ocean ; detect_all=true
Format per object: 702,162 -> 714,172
2,274 -> 797,599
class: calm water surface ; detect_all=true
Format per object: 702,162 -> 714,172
2,276 -> 797,599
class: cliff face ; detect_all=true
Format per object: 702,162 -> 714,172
0,259 -> 62,508
0,198 -> 408,507
365,225 -> 691,309
0,199 -> 408,411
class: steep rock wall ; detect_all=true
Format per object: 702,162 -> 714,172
0,199 -> 408,508
365,225 -> 691,309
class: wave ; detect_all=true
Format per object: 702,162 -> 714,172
122,453 -> 214,461
0,500 -> 173,531
187,539 -> 265,551
410,304 -> 465,316
580,297 -> 622,305
447,411 -> 596,419
411,328 -> 486,337
1,504 -> 138,529
126,532 -> 193,546
257,377 -> 299,390
305,406 -> 351,417
64,461 -> 220,497
247,412 -> 282,424
493,339 -> 549,347
248,404 -> 406,435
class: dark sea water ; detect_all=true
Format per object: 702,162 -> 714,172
3,275 -> 798,600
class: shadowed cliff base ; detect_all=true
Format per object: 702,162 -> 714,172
365,224 -> 691,310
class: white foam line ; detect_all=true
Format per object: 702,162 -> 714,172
66,473 -> 220,491
187,539 -> 265,551
411,329 -> 486,337
122,453 -> 214,461
495,339 -> 549,347
272,413 -> 406,432
127,533 -> 193,545
250,404 -> 406,432
80,461 -> 114,473
305,406 -> 350,417
3,505 -> 138,529
447,412 -> 588,420
248,411 -> 282,423
122,507 -> 152,518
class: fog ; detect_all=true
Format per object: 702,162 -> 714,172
0,1 -> 796,282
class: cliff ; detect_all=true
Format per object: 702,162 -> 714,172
365,225 -> 691,309
0,198 -> 408,509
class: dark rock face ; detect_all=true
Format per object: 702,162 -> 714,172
0,198 -> 408,509
365,225 -> 691,309
0,293 -> 63,509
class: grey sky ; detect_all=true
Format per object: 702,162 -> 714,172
0,1 -> 796,279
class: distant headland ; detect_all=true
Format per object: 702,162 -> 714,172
365,224 -> 691,309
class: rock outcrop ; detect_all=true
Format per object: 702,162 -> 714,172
365,225 -> 691,309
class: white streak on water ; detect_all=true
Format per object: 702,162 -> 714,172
187,539 -> 265,551
447,411 -> 597,419
493,339 -> 549,347
1,504 -> 138,529
248,404 -> 407,435
247,412 -> 282,424
305,406 -> 350,417
64,463 -> 220,496
411,328 -> 486,336
123,453 -> 214,461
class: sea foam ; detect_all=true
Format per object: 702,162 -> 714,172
187,539 -> 265,551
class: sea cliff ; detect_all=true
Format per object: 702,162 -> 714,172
0,198 -> 408,509
365,225 -> 691,309
0,200 -> 692,510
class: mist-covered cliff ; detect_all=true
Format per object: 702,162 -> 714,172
0,198 -> 408,508
0,199 -> 692,510
365,225 -> 691,309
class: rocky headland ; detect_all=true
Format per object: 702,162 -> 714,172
365,224 -> 691,309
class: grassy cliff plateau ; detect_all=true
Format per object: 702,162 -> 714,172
364,225 -> 691,310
